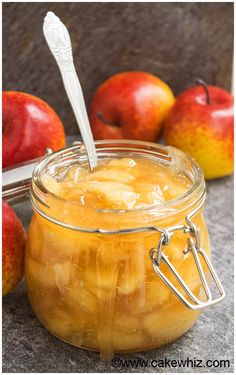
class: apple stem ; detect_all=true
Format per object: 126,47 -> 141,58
196,78 -> 211,105
96,112 -> 121,128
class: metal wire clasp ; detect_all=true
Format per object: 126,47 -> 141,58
149,203 -> 225,310
150,229 -> 172,266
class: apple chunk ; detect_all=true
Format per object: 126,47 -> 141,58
80,181 -> 138,209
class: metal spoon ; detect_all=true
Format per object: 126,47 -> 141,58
43,11 -> 98,170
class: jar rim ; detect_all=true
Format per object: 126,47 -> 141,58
31,140 -> 205,216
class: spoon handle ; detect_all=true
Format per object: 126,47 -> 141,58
43,11 -> 97,170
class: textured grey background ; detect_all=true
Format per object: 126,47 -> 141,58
2,137 -> 234,373
2,2 -> 234,134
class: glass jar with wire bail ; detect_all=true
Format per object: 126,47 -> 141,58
25,140 -> 225,360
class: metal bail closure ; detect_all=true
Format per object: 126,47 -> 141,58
149,224 -> 225,311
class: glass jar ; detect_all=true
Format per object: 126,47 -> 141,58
25,140 -> 224,359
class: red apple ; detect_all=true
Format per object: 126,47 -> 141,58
2,201 -> 26,296
163,81 -> 234,179
89,71 -> 175,141
2,91 -> 66,168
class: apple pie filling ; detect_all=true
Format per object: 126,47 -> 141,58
26,145 -> 210,359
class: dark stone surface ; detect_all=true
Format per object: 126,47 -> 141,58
2,167 -> 234,372
2,2 -> 233,134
